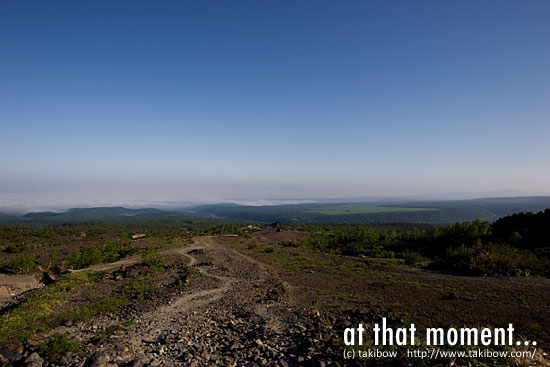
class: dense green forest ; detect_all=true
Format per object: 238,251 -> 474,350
290,209 -> 550,276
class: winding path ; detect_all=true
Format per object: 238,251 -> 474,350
97,235 -> 293,366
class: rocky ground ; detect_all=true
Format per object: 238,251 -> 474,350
0,237 -> 346,367
2,234 -> 549,367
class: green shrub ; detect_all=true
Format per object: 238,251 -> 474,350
0,254 -> 36,274
66,246 -> 100,268
278,240 -> 299,247
402,251 -> 423,266
120,277 -> 152,301
264,247 -> 274,253
38,334 -> 79,361
66,236 -> 133,269
47,250 -> 60,268
445,242 -> 547,276
142,248 -> 164,270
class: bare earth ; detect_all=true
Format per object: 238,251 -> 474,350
0,274 -> 42,304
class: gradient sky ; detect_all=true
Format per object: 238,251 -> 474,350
1,0 -> 549,211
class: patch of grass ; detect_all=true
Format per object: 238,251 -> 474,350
38,333 -> 79,362
0,253 -> 36,274
89,323 -> 126,344
0,271 -> 98,345
120,318 -> 134,328
0,270 -> 142,346
278,240 -> 299,247
118,274 -> 154,302
283,263 -> 306,271
63,296 -> 130,322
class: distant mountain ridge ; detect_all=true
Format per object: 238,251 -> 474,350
0,207 -> 187,224
0,196 -> 549,225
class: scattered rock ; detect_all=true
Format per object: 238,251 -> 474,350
23,352 -> 43,367
88,352 -> 109,367
0,348 -> 20,364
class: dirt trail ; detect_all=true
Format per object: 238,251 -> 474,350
151,237 -> 237,315
128,236 -> 287,340
50,236 -> 320,367
1,236 -> 338,366
76,239 -> 208,273
0,237 -> 231,304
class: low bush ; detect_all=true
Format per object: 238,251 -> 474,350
38,334 -> 79,362
66,236 -> 133,269
278,240 -> 299,247
402,251 -> 424,266
444,242 -> 548,276
0,254 -> 36,274
142,248 -> 164,271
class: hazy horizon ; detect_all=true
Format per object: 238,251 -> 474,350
2,1 -> 549,213
1,189 -> 549,215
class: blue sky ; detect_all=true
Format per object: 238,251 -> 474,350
1,0 -> 549,210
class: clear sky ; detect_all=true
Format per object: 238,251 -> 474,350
1,0 -> 549,211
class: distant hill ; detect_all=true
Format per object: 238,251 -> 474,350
0,207 -> 189,224
1,196 -> 549,225
0,213 -> 22,224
